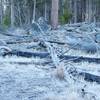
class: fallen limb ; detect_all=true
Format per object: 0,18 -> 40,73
0,61 -> 51,65
80,72 -> 100,84
60,55 -> 100,64
6,39 -> 66,45
68,68 -> 100,84
7,40 -> 35,44
44,42 -> 60,67
4,50 -> 100,64
5,32 -> 65,45
47,40 -> 66,45
4,50 -> 49,58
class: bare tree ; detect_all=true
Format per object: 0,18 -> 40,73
51,0 -> 59,29
33,0 -> 36,22
74,0 -> 77,23
44,0 -> 47,20
11,0 -> 15,27
0,0 -> 3,24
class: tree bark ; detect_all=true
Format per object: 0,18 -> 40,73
0,0 -> 3,24
44,0 -> 47,20
68,68 -> 100,84
11,0 -> 15,27
4,50 -> 100,64
33,0 -> 36,22
51,0 -> 59,29
74,0 -> 77,23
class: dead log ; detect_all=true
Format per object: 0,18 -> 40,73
0,61 -> 51,65
68,68 -> 100,84
6,40 -> 66,45
4,50 -> 49,58
60,55 -> 100,64
80,72 -> 100,84
7,40 -> 35,44
47,40 -> 66,45
4,50 -> 100,64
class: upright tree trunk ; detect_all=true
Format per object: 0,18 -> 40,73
96,0 -> 100,22
81,0 -> 86,22
33,0 -> 36,22
88,0 -> 92,22
18,1 -> 22,26
69,0 -> 73,23
0,0 -> 3,24
51,0 -> 59,29
85,0 -> 92,23
74,0 -> 77,23
44,0 -> 47,20
93,0 -> 96,23
11,0 -> 15,27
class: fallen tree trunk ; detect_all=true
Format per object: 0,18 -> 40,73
68,68 -> 100,84
7,40 -> 35,44
4,50 -> 100,63
47,40 -> 65,45
4,50 -> 49,58
6,39 -> 66,45
80,72 -> 100,84
0,61 -> 51,65
60,55 -> 100,64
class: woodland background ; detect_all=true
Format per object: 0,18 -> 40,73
0,0 -> 100,28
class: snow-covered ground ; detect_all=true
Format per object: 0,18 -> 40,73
0,21 -> 100,100
0,56 -> 100,100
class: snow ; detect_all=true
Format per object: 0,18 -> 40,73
0,57 -> 100,100
0,21 -> 100,100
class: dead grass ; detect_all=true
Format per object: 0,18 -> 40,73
55,67 -> 65,80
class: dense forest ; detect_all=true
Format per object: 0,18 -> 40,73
0,0 -> 100,28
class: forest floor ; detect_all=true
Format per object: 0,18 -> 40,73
0,20 -> 100,100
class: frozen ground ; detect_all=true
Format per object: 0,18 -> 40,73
0,56 -> 100,100
0,21 -> 100,100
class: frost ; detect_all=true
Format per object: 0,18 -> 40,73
0,22 -> 100,100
